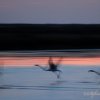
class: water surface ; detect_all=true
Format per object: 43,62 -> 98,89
0,66 -> 100,100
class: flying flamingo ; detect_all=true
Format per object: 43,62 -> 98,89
88,70 -> 100,75
35,57 -> 63,78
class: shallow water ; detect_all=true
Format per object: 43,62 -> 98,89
0,66 -> 100,100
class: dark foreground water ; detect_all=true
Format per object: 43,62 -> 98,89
0,66 -> 100,100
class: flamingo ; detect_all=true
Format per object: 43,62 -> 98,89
35,57 -> 63,79
88,70 -> 100,75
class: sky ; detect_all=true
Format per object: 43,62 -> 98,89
0,57 -> 100,67
0,0 -> 100,24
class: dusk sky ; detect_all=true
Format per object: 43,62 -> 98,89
0,0 -> 100,23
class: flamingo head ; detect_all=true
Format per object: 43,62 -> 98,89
88,70 -> 95,72
35,64 -> 39,66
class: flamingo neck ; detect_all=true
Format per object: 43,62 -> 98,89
93,71 -> 100,75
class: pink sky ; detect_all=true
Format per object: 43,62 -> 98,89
0,57 -> 100,67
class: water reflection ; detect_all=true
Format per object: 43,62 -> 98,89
49,80 -> 67,86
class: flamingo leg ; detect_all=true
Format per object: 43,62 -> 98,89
53,70 -> 62,79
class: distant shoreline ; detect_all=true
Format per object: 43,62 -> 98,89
0,49 -> 100,57
0,24 -> 100,50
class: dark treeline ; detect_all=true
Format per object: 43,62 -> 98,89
0,24 -> 100,50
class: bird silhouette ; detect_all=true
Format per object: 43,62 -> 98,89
35,57 -> 63,78
88,70 -> 100,75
